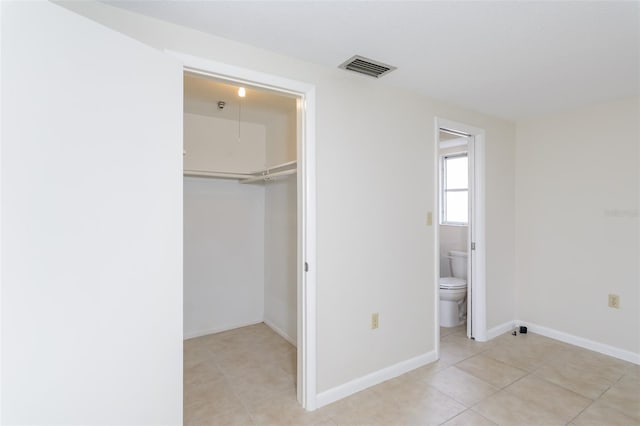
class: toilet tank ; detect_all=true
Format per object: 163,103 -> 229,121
449,250 -> 467,280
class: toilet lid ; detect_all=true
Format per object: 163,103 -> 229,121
440,277 -> 466,289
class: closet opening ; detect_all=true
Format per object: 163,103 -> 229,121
182,71 -> 305,419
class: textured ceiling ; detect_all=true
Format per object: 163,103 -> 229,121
106,1 -> 640,120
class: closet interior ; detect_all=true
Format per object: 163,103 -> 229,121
183,72 -> 299,348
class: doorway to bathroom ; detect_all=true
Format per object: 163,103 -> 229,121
435,118 -> 486,344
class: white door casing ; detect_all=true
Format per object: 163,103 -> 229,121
165,51 -> 318,411
1,2 -> 183,423
434,118 -> 487,353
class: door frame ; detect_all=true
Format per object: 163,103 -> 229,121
167,51 -> 317,410
434,118 -> 487,348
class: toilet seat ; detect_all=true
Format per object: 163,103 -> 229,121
439,277 -> 466,289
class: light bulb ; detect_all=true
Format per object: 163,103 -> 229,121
238,87 -> 246,97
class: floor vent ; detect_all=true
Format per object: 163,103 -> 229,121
338,55 -> 397,78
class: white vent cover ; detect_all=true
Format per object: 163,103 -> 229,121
338,55 -> 397,78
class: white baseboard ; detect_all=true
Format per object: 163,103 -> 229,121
316,350 -> 438,409
487,320 -> 517,340
518,321 -> 640,365
183,319 -> 263,340
264,318 -> 297,347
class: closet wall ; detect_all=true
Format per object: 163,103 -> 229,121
183,75 -> 298,342
264,107 -> 298,343
183,112 -> 267,338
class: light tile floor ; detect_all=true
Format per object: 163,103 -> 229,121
184,323 -> 640,425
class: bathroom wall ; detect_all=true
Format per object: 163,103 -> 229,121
439,142 -> 469,277
439,226 -> 468,277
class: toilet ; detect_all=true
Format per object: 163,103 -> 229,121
439,250 -> 467,327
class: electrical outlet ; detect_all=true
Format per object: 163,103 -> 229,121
608,294 -> 620,309
371,313 -> 379,329
426,212 -> 433,226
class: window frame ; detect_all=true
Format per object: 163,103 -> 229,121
440,152 -> 469,226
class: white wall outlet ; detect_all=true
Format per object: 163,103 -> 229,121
371,312 -> 379,329
426,211 -> 433,226
608,294 -> 620,309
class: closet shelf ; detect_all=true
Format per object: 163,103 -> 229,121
184,160 -> 296,184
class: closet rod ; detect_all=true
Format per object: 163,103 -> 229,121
184,170 -> 252,179
240,168 -> 296,184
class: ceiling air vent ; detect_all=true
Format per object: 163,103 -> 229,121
338,55 -> 397,78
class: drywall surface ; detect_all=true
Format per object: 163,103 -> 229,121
264,176 -> 297,343
183,113 -> 267,173
57,1 -> 517,395
1,2 -> 182,424
264,106 -> 298,343
440,226 -> 468,277
515,97 -> 639,355
183,97 -> 296,341
183,177 -> 265,338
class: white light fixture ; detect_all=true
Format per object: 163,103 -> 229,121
238,87 -> 246,97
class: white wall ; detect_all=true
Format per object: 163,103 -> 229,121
182,98 -> 297,341
439,144 -> 469,277
440,226 -> 468,277
183,177 -> 265,338
183,112 -> 266,172
264,106 -> 298,343
182,110 -> 267,338
1,2 -> 182,423
264,177 -> 297,343
55,1 -> 518,396
515,97 -> 639,356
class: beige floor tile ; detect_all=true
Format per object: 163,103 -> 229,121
248,393 -> 329,426
472,390 -> 566,426
184,324 -> 637,426
625,364 -> 640,379
480,346 -> 542,373
184,343 -> 215,369
481,334 -> 569,372
313,419 -> 338,426
327,394 -> 406,426
441,324 -> 467,338
320,386 -> 382,418
534,361 -> 616,400
456,354 -> 527,388
550,346 -> 630,384
382,380 -> 467,425
424,366 -> 499,407
184,379 -> 245,414
227,366 -> 296,408
440,335 -> 490,365
441,409 -> 497,426
597,375 -> 640,421
184,358 -> 225,386
504,374 -> 592,423
399,360 -> 449,383
571,399 -> 640,426
184,404 -> 255,426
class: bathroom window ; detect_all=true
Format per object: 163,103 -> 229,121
441,153 -> 468,225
